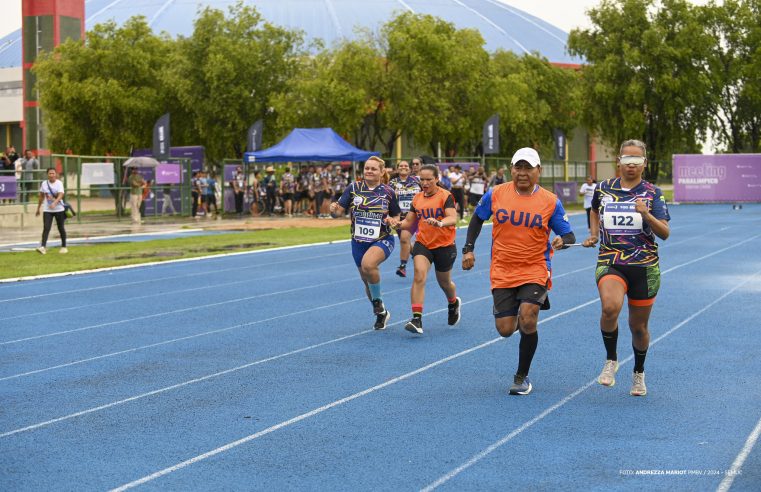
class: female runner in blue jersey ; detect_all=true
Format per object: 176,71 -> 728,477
389,160 -> 421,277
582,139 -> 670,397
330,156 -> 402,330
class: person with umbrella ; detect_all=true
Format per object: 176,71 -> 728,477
128,167 -> 146,224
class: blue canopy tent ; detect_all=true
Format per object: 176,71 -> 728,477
243,128 -> 379,164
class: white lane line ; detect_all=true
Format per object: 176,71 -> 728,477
0,250 -> 347,302
0,331 -> 368,439
0,229 -> 205,249
0,263 -> 345,323
0,266 -> 490,380
107,293 -> 603,491
6,263 -> 591,380
422,270 -> 761,491
0,224 -> 720,322
2,230 -> 752,451
661,234 -> 759,274
0,274 -> 362,345
0,237 -> 347,288
1,224 -> 749,379
716,414 -> 761,492
0,296 -> 490,439
0,222 -> 485,288
1,221 -> 490,287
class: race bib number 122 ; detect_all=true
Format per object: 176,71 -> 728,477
603,202 -> 643,235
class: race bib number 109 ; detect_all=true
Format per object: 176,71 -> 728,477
354,216 -> 382,241
603,202 -> 643,235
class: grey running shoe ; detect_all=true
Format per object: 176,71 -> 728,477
405,317 -> 423,335
447,297 -> 462,326
509,374 -> 532,395
598,360 -> 619,387
630,372 -> 647,396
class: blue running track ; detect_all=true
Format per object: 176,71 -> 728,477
1,204 -> 760,491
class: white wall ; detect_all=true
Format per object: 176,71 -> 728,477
0,66 -> 22,123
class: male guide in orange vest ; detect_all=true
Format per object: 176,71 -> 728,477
462,147 -> 576,396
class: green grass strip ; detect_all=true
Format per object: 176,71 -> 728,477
0,226 -> 348,280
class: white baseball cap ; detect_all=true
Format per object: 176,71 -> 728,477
511,147 -> 541,167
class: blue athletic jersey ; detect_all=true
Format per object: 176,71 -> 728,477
389,175 -> 421,213
338,181 -> 401,242
591,178 -> 670,267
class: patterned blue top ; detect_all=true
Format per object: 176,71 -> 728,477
338,181 -> 401,242
591,178 -> 670,267
389,175 -> 422,213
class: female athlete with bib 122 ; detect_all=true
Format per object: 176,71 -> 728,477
582,139 -> 670,397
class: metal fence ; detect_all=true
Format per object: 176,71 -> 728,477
0,154 -> 193,223
1,153 -> 598,219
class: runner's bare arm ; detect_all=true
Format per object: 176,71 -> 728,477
635,198 -> 670,240
395,211 -> 418,231
329,202 -> 345,218
583,210 -> 600,247
424,206 -> 458,228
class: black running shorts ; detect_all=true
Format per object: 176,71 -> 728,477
492,283 -> 549,318
411,242 -> 457,272
595,263 -> 660,306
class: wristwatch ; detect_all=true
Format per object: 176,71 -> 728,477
462,243 -> 475,254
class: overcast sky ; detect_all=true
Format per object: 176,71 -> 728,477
1,1 -> 720,40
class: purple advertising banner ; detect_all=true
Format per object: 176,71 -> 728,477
0,176 -> 17,199
437,162 -> 480,173
674,154 -> 761,202
224,164 -> 242,183
133,146 -> 205,173
553,181 -> 578,204
155,164 -> 181,184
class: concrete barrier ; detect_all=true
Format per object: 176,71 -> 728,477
0,204 -> 27,229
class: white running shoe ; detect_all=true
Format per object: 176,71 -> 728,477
630,372 -> 647,396
36,246 -> 46,255
597,360 -> 619,387
59,247 -> 68,254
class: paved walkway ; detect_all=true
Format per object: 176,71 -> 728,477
0,214 -> 349,249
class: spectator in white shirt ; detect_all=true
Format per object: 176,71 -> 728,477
449,165 -> 466,220
579,176 -> 596,231
35,168 -> 68,254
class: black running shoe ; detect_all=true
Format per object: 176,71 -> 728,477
372,299 -> 390,330
374,310 -> 390,330
405,317 -> 423,335
447,297 -> 462,326
396,265 -> 407,278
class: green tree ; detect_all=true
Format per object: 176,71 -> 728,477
382,13 -> 492,156
269,38 -> 388,151
34,17 -> 176,155
487,51 -> 581,157
701,0 -> 761,153
568,0 -> 713,179
170,2 -> 304,162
